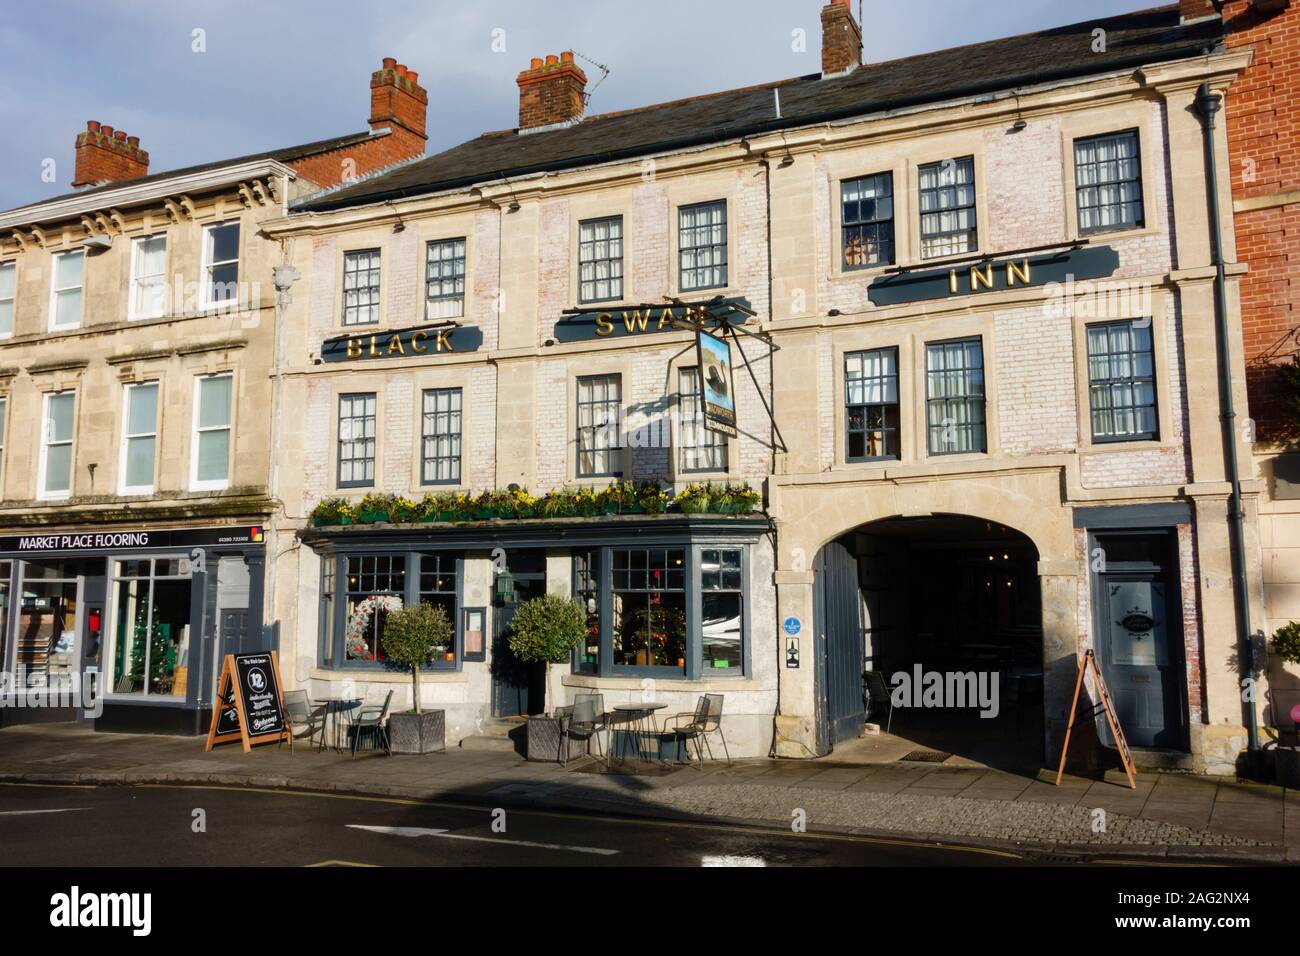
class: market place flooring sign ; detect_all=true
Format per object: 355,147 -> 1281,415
867,245 -> 1119,306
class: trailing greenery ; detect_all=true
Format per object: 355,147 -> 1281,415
506,593 -> 587,665
381,602 -> 454,715
1271,621 -> 1300,666
309,479 -> 762,526
1275,354 -> 1300,449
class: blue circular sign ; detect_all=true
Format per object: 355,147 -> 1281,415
783,617 -> 801,636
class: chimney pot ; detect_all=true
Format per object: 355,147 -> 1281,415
101,126 -> 114,137
406,70 -> 418,83
127,135 -> 140,147
530,57 -> 543,69
545,54 -> 558,66
396,63 -> 407,74
382,56 -> 396,69
86,119 -> 100,132
561,51 -> 574,64
114,130 -> 127,141
369,56 -> 428,149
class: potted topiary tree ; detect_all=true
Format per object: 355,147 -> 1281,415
381,602 -> 454,754
507,593 -> 587,761
1271,621 -> 1300,786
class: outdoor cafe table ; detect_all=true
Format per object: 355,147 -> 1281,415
315,696 -> 361,753
608,703 -> 668,763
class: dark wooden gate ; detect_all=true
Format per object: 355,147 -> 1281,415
816,540 -> 866,745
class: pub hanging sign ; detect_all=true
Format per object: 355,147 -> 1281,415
320,323 -> 483,363
867,245 -> 1119,307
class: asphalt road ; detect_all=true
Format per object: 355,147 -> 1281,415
0,782 -> 1028,867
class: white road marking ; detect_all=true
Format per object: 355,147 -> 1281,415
701,855 -> 767,867
347,824 -> 619,856
0,808 -> 90,817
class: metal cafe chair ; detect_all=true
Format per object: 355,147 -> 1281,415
350,689 -> 394,760
281,689 -> 327,754
666,693 -> 732,769
560,693 -> 608,769
863,669 -> 895,734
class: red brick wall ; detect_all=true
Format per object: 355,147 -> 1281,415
516,54 -> 586,130
821,0 -> 862,75
285,129 -> 425,189
72,122 -> 149,187
1224,0 -> 1300,439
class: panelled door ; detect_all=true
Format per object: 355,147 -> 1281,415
816,540 -> 866,744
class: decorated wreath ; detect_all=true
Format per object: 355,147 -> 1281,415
346,594 -> 404,660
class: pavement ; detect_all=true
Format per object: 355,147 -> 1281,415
1,723 -> 1298,864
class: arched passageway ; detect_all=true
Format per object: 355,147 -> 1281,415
814,514 -> 1045,770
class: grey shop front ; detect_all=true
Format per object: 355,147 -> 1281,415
0,525 -> 266,735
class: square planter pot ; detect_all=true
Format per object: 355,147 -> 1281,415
526,714 -> 588,763
388,709 -> 446,755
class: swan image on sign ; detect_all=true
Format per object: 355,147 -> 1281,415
696,329 -> 737,437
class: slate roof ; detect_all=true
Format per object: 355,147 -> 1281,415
2,131 -> 376,216
295,4 -> 1224,213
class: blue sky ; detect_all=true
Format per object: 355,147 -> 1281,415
0,0 -> 1159,211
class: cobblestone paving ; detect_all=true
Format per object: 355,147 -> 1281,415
622,783 -> 1262,847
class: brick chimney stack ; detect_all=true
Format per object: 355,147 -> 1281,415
72,120 -> 149,188
822,0 -> 863,77
1179,0 -> 1220,21
369,57 -> 429,155
516,51 -> 587,131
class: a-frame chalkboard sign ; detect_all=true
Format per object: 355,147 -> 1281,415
205,651 -> 290,753
1055,648 -> 1137,789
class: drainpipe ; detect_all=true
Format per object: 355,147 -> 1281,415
1194,81 -> 1261,774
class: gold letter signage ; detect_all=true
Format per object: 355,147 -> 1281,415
321,324 -> 482,363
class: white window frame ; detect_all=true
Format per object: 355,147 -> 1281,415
48,250 -> 85,331
118,381 -> 159,496
190,373 -> 232,491
0,260 -> 15,339
128,234 -> 168,321
0,395 -> 8,489
200,222 -> 240,311
38,390 -> 76,501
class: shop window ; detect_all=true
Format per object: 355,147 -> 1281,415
425,238 -> 466,320
49,250 -> 84,330
678,367 -> 727,473
576,374 -> 622,477
925,337 -> 986,455
108,558 -> 192,698
420,388 -> 462,485
129,235 -> 167,320
1075,130 -> 1144,234
119,381 -> 159,495
578,216 -> 623,303
418,552 -> 459,667
0,260 -> 16,336
191,374 -> 232,490
573,550 -> 600,673
16,560 -> 85,692
841,172 -> 894,268
701,548 -> 743,672
679,201 -> 727,291
39,390 -> 76,500
338,392 -> 376,488
845,348 -> 900,461
201,222 -> 240,309
919,157 -> 977,259
342,248 -> 381,326
1087,320 -> 1158,442
343,554 -> 405,663
612,548 -> 686,674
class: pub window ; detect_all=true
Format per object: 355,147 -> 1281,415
425,238 -> 466,320
573,549 -> 600,673
342,248 -> 381,326
343,554 -> 405,663
420,387 -> 462,485
0,260 -> 14,337
841,172 -> 895,268
337,392 -> 376,488
1075,130 -> 1144,234
576,374 -> 622,477
1087,320 -> 1158,442
108,557 -> 192,697
925,337 -> 986,455
612,548 -> 686,674
679,201 -> 727,291
678,367 -> 727,472
119,381 -> 159,495
845,348 -> 900,462
201,221 -> 240,309
701,548 -> 743,672
191,374 -> 232,491
38,390 -> 76,500
128,234 -> 167,320
49,250 -> 84,330
918,157 -> 977,259
578,216 -> 623,303
418,552 -> 459,667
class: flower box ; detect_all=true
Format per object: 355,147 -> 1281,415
359,510 -> 390,524
389,709 -> 446,756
